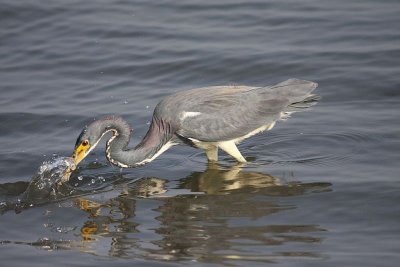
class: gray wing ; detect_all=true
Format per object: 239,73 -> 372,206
157,79 -> 317,142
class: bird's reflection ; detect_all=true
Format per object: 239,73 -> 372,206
0,165 -> 331,264
181,163 -> 280,195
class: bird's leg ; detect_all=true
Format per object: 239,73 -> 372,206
218,141 -> 247,163
205,145 -> 218,162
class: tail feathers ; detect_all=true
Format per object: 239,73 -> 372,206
268,78 -> 318,103
281,94 -> 320,120
288,94 -> 321,110
258,78 -> 320,120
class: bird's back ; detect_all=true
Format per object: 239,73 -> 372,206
154,79 -> 318,142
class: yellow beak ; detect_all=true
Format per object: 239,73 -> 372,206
73,143 -> 90,166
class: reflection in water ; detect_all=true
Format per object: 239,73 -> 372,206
0,165 -> 331,265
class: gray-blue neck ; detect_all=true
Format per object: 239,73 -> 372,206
95,116 -> 174,167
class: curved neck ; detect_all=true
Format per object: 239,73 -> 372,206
97,116 -> 175,167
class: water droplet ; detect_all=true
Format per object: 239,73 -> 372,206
123,100 -> 129,104
78,176 -> 83,181
91,178 -> 96,184
43,222 -> 53,228
146,105 -> 150,109
44,210 -> 52,215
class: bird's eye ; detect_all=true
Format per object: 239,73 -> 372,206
82,140 -> 89,146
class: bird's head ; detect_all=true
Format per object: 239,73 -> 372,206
72,123 -> 104,166
72,116 -> 131,167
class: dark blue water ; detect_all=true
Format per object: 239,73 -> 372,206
1,1 -> 400,266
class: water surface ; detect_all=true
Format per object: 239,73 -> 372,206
1,0 -> 400,266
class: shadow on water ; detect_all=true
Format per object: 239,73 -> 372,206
0,163 -> 331,265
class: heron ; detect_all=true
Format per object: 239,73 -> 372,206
72,78 -> 319,168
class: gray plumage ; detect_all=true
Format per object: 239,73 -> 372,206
74,78 -> 319,167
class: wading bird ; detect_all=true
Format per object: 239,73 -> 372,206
73,79 -> 318,167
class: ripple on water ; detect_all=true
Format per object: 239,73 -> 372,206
249,130 -> 380,167
187,130 -> 380,167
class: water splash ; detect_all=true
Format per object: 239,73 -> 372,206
23,157 -> 76,199
1,157 -> 76,213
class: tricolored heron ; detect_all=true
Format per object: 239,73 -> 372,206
73,79 -> 318,167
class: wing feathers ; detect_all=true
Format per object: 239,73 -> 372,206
162,79 -> 318,142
